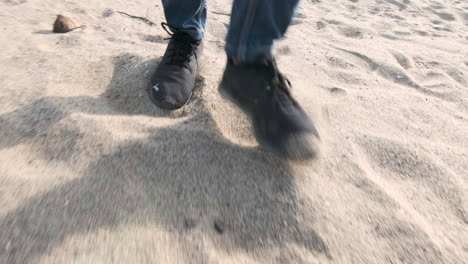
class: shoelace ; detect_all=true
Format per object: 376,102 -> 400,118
161,22 -> 200,68
266,60 -> 296,106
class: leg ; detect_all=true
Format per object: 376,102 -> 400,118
220,0 -> 320,160
162,0 -> 207,41
147,0 -> 206,110
225,0 -> 299,62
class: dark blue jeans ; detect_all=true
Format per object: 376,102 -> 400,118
162,0 -> 299,62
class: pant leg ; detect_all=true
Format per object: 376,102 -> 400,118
162,0 -> 207,40
225,0 -> 299,62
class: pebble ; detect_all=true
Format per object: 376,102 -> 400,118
53,15 -> 80,33
214,219 -> 225,234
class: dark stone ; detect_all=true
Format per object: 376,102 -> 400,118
53,15 -> 81,33
214,219 -> 224,234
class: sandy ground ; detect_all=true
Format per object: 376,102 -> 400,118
0,0 -> 467,263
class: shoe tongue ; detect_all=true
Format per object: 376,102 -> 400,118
174,32 -> 197,44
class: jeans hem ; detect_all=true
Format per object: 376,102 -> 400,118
225,42 -> 273,62
183,29 -> 204,41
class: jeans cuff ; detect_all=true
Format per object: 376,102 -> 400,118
183,28 -> 204,41
225,42 -> 273,62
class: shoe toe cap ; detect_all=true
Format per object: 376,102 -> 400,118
254,114 -> 321,160
148,80 -> 191,110
280,132 -> 321,160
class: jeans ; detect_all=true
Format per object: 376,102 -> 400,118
162,0 -> 299,62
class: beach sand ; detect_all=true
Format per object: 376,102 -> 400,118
0,0 -> 467,263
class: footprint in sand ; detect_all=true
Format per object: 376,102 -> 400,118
337,49 -> 461,101
338,48 -> 419,88
358,136 -> 468,225
337,157 -> 453,263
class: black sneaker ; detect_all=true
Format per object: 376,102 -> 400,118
220,58 -> 320,160
149,23 -> 203,110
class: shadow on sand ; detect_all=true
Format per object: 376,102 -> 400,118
0,53 -> 330,263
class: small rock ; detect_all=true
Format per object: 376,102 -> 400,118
102,8 -> 114,18
53,14 -> 81,33
214,219 -> 225,234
